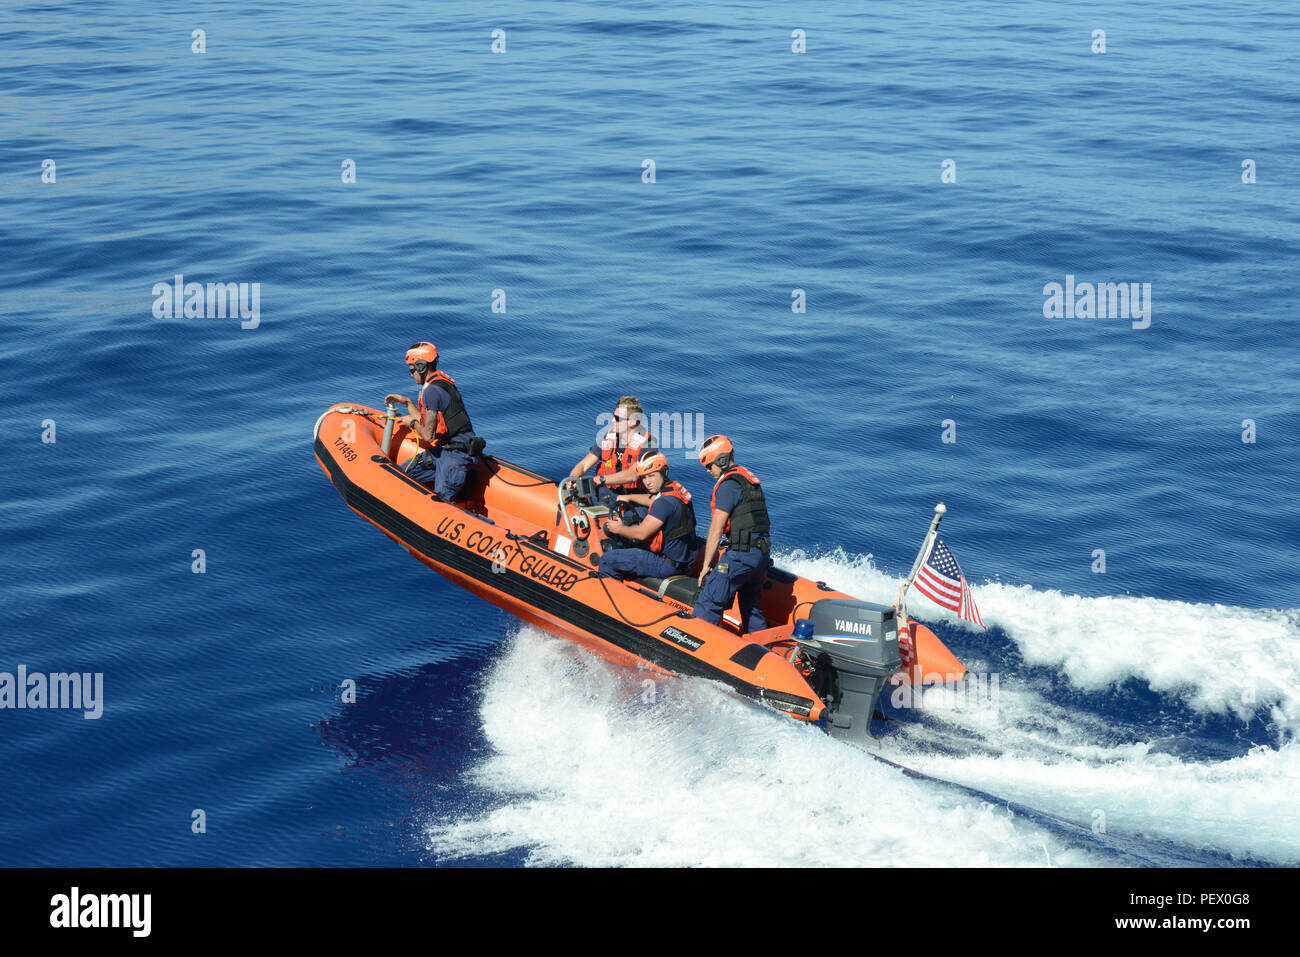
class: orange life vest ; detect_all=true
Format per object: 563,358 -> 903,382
416,370 -> 474,445
597,428 -> 652,492
647,481 -> 696,554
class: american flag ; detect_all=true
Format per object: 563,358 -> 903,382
913,537 -> 985,629
897,616 -> 916,668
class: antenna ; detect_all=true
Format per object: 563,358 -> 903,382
941,393 -> 953,503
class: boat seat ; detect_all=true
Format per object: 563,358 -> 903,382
636,575 -> 700,605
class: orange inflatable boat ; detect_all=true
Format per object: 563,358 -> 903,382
314,403 -> 966,743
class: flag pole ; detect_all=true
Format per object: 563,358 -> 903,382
894,503 -> 946,651
897,502 -> 946,604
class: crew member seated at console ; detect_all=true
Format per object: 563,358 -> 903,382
564,396 -> 656,508
385,341 -> 484,502
597,451 -> 698,581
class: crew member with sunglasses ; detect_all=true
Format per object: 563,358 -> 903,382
385,341 -> 484,502
564,396 -> 656,509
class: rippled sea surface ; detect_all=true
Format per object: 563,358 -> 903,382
2,0 -> 1297,866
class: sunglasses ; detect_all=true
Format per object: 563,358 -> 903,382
408,362 -> 428,373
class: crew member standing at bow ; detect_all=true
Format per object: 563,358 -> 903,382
385,341 -> 484,502
598,451 -> 698,581
693,435 -> 771,634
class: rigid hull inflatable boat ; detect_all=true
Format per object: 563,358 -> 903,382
313,403 -> 966,743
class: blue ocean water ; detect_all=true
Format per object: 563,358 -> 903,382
2,0 -> 1297,867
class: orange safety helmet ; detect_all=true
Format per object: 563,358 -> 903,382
698,434 -> 733,470
405,341 -> 439,372
636,450 -> 669,477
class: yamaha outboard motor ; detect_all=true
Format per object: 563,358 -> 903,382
795,599 -> 901,741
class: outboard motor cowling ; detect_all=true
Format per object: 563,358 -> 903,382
796,599 -> 902,741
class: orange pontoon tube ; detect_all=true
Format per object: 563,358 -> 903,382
314,403 -> 966,742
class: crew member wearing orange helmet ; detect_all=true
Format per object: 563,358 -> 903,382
565,396 -> 656,508
384,341 -> 483,501
693,435 -> 771,633
597,450 -> 698,581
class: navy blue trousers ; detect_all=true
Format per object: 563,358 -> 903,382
692,548 -> 770,633
404,447 -> 477,501
598,548 -> 684,580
